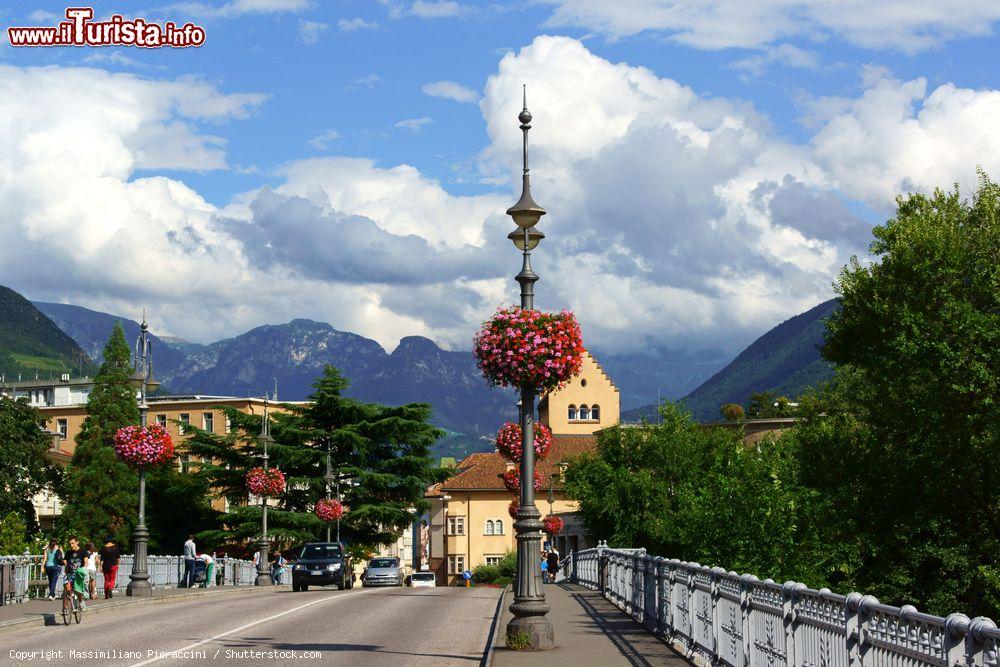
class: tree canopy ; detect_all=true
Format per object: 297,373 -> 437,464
0,395 -> 61,536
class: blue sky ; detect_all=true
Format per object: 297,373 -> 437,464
1,1 -> 999,355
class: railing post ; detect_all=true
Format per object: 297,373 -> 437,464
967,616 -> 996,667
686,563 -> 697,654
712,566 -> 727,665
944,613 -> 971,667
655,557 -> 666,636
857,594 -> 879,667
782,581 -> 805,667
742,574 -> 757,667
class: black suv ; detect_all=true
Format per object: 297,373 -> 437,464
291,542 -> 353,591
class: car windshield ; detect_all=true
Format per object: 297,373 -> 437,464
412,573 -> 434,580
300,544 -> 341,559
369,558 -> 398,569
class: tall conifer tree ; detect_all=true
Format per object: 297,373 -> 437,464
59,323 -> 139,545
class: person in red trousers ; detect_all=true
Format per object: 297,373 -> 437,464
98,538 -> 120,599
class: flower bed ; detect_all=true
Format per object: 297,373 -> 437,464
473,306 -> 584,392
246,467 -> 286,496
113,424 -> 175,467
495,422 -> 552,462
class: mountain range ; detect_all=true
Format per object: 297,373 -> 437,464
1,287 -> 840,457
0,287 -> 95,379
623,299 -> 839,422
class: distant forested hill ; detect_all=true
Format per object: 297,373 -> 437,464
623,299 -> 839,422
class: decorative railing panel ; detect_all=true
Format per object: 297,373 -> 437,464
570,543 -> 1000,667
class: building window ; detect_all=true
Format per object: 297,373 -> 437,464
56,419 -> 68,439
494,519 -> 504,535
447,516 -> 465,536
581,378 -> 587,387
179,453 -> 192,474
448,555 -> 466,574
225,415 -> 232,434
485,520 -> 495,535
579,405 -> 590,420
568,405 -> 577,421
591,404 -> 600,421
485,555 -> 504,566
156,414 -> 167,428
203,412 -> 214,433
179,413 -> 190,435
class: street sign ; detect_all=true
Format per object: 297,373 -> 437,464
462,570 -> 472,580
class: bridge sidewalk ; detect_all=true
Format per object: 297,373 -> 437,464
491,582 -> 692,667
0,584 -> 283,633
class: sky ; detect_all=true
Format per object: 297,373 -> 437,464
1,1 -> 999,357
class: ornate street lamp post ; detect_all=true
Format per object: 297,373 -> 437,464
127,315 -> 160,597
506,87 -> 555,650
256,397 -> 273,586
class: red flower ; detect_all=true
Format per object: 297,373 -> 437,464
543,515 -> 564,535
474,306 -> 585,392
495,422 -> 552,462
113,424 -> 174,468
246,467 -> 285,497
508,499 -> 519,519
502,469 -> 542,494
315,498 -> 345,522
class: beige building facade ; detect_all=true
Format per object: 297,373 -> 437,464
424,349 -> 620,585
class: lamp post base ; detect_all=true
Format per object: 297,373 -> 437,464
126,578 -> 153,597
127,519 -> 153,597
506,615 -> 555,650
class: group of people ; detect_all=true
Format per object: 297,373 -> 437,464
252,547 -> 288,584
42,537 -> 121,606
541,547 -> 560,583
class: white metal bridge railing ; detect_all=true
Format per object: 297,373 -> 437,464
0,555 -> 258,604
567,542 -> 1000,667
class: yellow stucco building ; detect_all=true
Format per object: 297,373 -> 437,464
423,349 -> 620,585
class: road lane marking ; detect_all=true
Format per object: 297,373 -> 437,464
130,589 -> 375,666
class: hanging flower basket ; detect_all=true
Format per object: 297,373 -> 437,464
508,500 -> 520,519
543,515 -> 564,535
246,467 -> 286,497
473,306 -> 585,392
315,498 -> 345,522
113,424 -> 175,468
495,422 -> 552,462
502,468 -> 542,494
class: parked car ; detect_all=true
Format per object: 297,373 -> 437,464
409,571 -> 437,588
362,557 -> 403,587
291,542 -> 353,592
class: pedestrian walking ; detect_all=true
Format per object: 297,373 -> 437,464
43,539 -> 63,600
271,553 -> 287,585
183,534 -> 197,588
99,538 -> 120,599
547,547 -> 560,583
85,541 -> 99,599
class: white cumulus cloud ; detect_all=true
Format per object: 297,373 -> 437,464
422,80 -> 479,103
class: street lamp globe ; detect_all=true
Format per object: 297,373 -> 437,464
128,368 -> 146,389
508,228 -> 544,251
145,375 -> 161,393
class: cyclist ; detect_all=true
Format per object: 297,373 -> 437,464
62,537 -> 90,611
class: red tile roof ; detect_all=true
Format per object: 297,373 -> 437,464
440,435 -> 597,491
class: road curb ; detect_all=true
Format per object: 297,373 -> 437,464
0,585 -> 276,635
484,584 -> 510,666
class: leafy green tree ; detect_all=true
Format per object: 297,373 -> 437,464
59,323 -> 138,545
0,396 -> 62,535
187,365 -> 448,552
0,512 -> 29,554
145,464 -> 219,554
808,173 -> 1000,615
720,403 -> 745,421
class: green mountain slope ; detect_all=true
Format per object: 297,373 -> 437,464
623,299 -> 839,422
0,286 -> 95,378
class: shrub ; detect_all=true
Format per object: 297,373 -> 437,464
720,403 -> 745,421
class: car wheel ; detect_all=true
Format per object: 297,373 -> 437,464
301,584 -> 308,592
337,580 -> 344,591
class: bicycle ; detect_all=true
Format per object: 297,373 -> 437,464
61,578 -> 86,625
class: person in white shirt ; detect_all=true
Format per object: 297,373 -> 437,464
183,535 -> 197,588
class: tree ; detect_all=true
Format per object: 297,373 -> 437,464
187,365 -> 448,552
809,173 -> 1000,615
59,323 -> 139,545
0,396 -> 62,535
720,403 -> 745,421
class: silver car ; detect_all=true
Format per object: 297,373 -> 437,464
362,557 -> 403,587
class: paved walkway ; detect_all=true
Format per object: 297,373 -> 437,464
492,583 -> 691,667
0,584 -> 281,633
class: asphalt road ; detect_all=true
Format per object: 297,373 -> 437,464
3,585 -> 503,667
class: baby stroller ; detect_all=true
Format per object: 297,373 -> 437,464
193,559 -> 208,587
